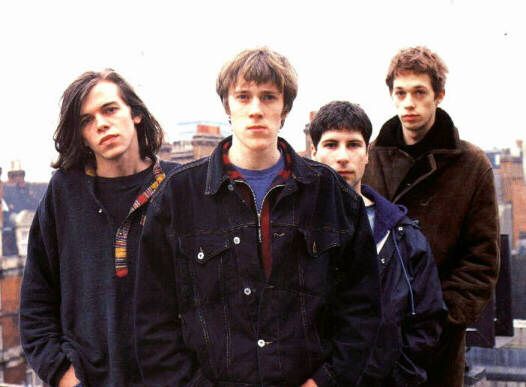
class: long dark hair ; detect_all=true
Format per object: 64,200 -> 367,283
52,69 -> 164,170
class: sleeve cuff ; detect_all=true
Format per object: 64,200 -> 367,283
312,364 -> 337,387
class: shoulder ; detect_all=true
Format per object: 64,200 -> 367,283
159,160 -> 181,174
164,157 -> 209,183
45,169 -> 86,195
459,140 -> 492,166
302,157 -> 357,195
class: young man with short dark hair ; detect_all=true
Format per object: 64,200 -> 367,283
135,48 -> 381,386
19,70 -> 178,387
363,46 -> 500,387
310,100 -> 447,386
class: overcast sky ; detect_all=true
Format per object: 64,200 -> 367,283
1,0 -> 523,182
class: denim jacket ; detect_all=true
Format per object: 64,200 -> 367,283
135,137 -> 381,387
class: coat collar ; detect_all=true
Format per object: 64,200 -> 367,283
376,108 -> 461,152
362,184 -> 407,243
205,136 -> 318,196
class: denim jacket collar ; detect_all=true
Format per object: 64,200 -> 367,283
204,136 -> 318,196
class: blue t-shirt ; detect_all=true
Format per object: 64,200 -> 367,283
235,154 -> 285,212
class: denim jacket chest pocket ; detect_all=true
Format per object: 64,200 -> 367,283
178,232 -> 239,308
294,229 -> 343,295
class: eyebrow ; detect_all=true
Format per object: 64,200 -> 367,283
80,101 -> 118,116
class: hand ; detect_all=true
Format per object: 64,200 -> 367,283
58,365 -> 80,387
301,378 -> 318,387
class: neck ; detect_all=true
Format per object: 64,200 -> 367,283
402,115 -> 436,145
229,141 -> 281,170
357,185 -> 374,206
94,154 -> 151,178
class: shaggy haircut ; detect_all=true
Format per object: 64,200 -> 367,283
52,69 -> 164,170
309,101 -> 373,148
216,47 -> 298,127
386,46 -> 449,96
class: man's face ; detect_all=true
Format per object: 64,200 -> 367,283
391,72 -> 444,144
80,81 -> 141,166
311,129 -> 368,191
227,78 -> 284,153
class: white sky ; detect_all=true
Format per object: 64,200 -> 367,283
1,0 -> 524,182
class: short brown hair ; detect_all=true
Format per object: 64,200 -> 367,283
216,47 -> 298,126
386,46 -> 448,96
52,69 -> 164,170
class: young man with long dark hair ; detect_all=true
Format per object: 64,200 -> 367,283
20,69 -> 177,387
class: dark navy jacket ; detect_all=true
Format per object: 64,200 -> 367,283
134,137 -> 382,387
19,160 -> 178,387
359,185 -> 447,386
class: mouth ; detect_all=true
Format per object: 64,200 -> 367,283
99,134 -> 118,145
402,115 -> 419,122
247,125 -> 268,130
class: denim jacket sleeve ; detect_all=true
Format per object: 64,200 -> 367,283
19,188 -> 72,386
312,198 -> 382,387
134,191 -> 213,386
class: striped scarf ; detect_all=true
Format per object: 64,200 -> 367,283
86,160 -> 166,278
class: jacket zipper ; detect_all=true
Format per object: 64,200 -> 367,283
236,181 -> 284,243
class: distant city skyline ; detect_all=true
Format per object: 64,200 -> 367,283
1,0 -> 524,182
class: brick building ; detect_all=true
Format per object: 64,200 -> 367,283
0,162 -> 46,385
488,141 -> 526,252
159,123 -> 225,163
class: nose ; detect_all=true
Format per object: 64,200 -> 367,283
95,113 -> 110,132
402,94 -> 415,110
248,97 -> 263,117
336,146 -> 349,165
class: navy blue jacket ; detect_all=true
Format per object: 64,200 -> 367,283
19,160 -> 178,387
134,137 -> 382,387
359,185 -> 447,386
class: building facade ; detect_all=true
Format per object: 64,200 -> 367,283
0,162 -> 46,385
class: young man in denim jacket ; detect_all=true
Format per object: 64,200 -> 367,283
310,101 -> 447,386
20,70 -> 178,387
135,48 -> 381,386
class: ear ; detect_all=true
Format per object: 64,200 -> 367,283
435,89 -> 445,104
310,143 -> 317,159
133,115 -> 142,125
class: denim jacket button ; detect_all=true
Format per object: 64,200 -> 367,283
98,208 -> 103,214
197,251 -> 205,260
243,287 -> 252,296
227,184 -> 234,191
257,339 -> 266,348
233,236 -> 241,245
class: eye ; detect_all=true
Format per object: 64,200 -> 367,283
103,105 -> 119,114
415,89 -> 427,97
323,142 -> 337,149
394,90 -> 406,98
261,94 -> 277,101
79,116 -> 93,129
236,93 -> 249,101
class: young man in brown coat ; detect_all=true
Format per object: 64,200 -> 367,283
363,46 -> 500,387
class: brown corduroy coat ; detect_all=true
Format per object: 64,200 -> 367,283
363,109 -> 500,387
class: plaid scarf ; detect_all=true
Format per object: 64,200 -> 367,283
86,160 -> 166,278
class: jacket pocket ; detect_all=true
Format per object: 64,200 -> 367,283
179,232 -> 237,306
302,229 -> 341,258
294,229 -> 342,295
